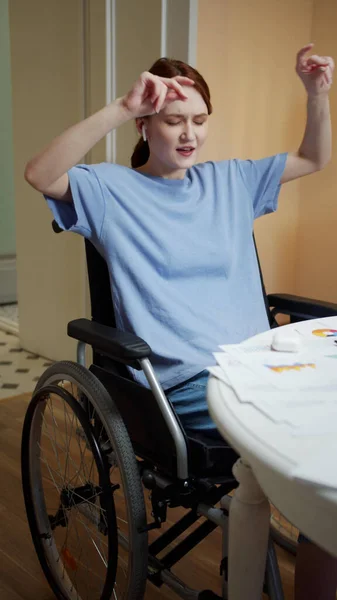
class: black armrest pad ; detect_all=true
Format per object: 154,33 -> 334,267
68,318 -> 152,363
268,293 -> 337,319
52,220 -> 63,233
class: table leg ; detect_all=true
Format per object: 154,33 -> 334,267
227,458 -> 270,600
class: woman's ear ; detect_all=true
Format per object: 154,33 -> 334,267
136,118 -> 148,141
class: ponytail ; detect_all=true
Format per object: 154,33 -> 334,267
131,138 -> 150,169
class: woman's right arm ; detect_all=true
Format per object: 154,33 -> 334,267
24,98 -> 132,202
24,71 -> 194,202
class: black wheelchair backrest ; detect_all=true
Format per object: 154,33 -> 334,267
85,239 -> 191,476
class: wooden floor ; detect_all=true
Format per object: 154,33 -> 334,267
0,393 -> 295,600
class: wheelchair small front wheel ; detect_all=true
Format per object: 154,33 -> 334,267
22,361 -> 148,600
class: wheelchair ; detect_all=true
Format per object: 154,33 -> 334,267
21,230 -> 337,600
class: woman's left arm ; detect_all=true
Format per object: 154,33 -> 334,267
281,43 -> 334,184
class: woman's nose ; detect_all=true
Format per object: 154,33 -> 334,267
181,122 -> 195,141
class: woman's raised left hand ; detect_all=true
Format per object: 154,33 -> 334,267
296,43 -> 334,96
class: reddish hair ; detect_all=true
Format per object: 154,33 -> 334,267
131,58 -> 212,169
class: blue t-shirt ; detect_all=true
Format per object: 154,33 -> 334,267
46,154 -> 287,389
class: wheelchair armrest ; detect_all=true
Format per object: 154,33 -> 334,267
52,219 -> 63,233
68,318 -> 152,366
268,293 -> 337,320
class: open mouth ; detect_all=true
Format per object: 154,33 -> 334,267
176,147 -> 195,157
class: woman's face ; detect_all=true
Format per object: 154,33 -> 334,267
139,86 -> 209,177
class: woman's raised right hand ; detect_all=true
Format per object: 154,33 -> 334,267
121,71 -> 195,118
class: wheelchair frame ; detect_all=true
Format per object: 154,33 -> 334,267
70,340 -> 283,600
22,230 -> 337,600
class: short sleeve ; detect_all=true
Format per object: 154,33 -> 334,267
45,164 -> 106,243
236,152 -> 288,219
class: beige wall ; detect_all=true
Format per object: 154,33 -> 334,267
114,0 -> 193,167
87,0 -> 107,165
166,0 -> 190,62
296,0 -> 337,302
196,0 -> 315,295
115,0 -> 162,167
9,0 -> 105,360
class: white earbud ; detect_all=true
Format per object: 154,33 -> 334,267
142,124 -> 147,142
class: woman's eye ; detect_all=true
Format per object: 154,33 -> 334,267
166,119 -> 206,126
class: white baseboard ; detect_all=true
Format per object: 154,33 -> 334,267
0,255 -> 17,304
0,316 -> 19,336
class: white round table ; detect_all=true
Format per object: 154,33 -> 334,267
207,317 -> 337,599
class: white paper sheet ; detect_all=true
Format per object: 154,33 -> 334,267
211,348 -> 337,432
219,342 -> 272,353
218,348 -> 337,391
295,317 -> 337,338
208,318 -> 337,489
208,364 -> 295,423
207,365 -> 231,386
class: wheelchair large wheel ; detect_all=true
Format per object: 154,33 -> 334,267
22,360 -> 148,600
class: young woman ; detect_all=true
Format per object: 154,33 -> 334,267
25,44 -> 335,599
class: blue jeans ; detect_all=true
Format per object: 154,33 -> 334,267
166,369 -> 220,439
167,369 -> 309,543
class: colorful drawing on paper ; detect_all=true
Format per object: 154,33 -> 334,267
265,363 -> 316,373
312,328 -> 337,338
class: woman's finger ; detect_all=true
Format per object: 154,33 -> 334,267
296,43 -> 314,64
323,56 -> 335,71
145,73 -> 194,101
166,89 -> 180,99
173,76 -> 195,86
145,79 -> 162,109
160,75 -> 195,87
140,72 -> 195,110
307,55 -> 329,67
324,64 -> 333,84
162,78 -> 190,99
155,83 -> 168,113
